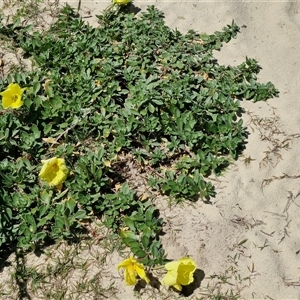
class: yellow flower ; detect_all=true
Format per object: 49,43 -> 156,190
113,0 -> 131,5
161,257 -> 196,291
117,257 -> 150,285
0,83 -> 26,109
39,157 -> 69,186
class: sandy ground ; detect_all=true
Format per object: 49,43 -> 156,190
2,1 -> 300,299
68,1 -> 300,299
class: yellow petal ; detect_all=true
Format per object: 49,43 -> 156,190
178,257 -> 196,265
164,260 -> 180,271
135,263 -> 149,283
113,0 -> 130,4
177,258 -> 196,286
124,265 -> 137,285
117,257 -> 133,270
161,270 -> 178,287
177,264 -> 196,285
0,83 -> 25,109
117,257 -> 149,285
10,83 -> 25,96
2,95 -> 13,109
39,157 -> 68,186
162,258 -> 196,289
117,257 -> 139,286
173,282 -> 182,291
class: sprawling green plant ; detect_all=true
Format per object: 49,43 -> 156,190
0,3 -> 278,267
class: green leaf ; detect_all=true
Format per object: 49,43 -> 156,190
134,249 -> 147,258
5,208 -> 12,219
52,189 -> 69,202
65,198 -> 76,213
12,17 -> 21,29
123,217 -> 136,232
74,210 -> 86,220
32,82 -> 41,95
31,124 -> 40,139
145,206 -> 154,221
148,103 -> 155,113
141,235 -> 150,248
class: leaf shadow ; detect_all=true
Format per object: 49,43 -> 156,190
181,268 -> 205,297
121,3 -> 141,15
134,268 -> 205,296
15,250 -> 32,300
134,271 -> 161,292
